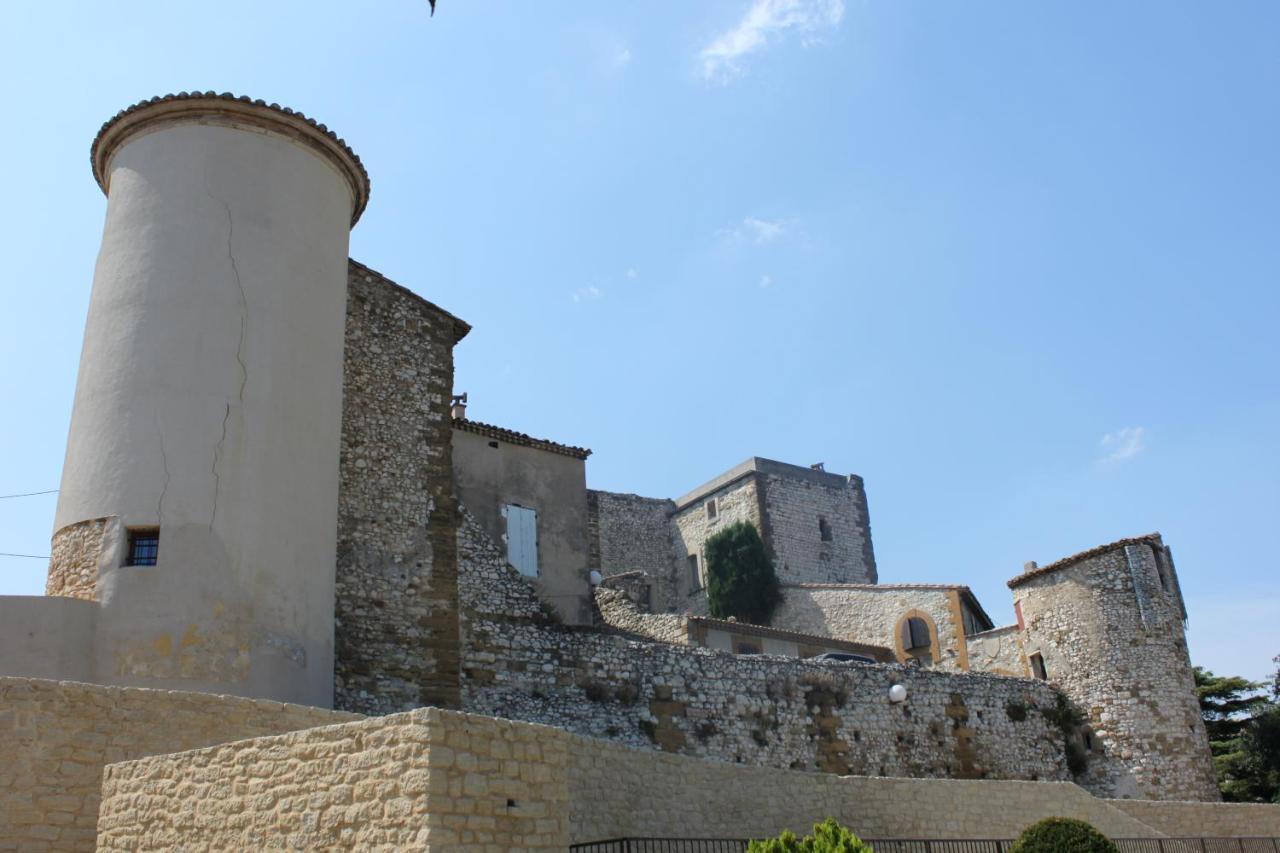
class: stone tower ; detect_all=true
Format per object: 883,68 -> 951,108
47,93 -> 369,706
1010,534 -> 1219,801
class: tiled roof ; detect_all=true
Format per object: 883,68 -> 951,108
90,91 -> 371,224
453,418 -> 591,460
348,259 -> 471,343
1007,533 -> 1163,589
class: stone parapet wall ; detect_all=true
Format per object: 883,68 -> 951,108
0,677 -> 359,852
1108,799 -> 1280,837
96,708 -> 568,852
335,261 -> 464,714
569,741 -> 1160,842
45,517 -> 113,600
594,585 -> 690,644
93,704 -> 1209,849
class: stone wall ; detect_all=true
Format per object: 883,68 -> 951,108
967,625 -> 1029,677
460,532 -> 1074,783
595,584 -> 691,644
773,585 -> 969,671
96,707 -> 568,852
758,469 -> 877,585
0,677 -> 359,852
334,260 -> 468,714
1012,536 -> 1219,801
672,475 -> 761,602
569,739 -> 1161,842
93,702 -> 1231,849
1108,799 -> 1280,837
588,489 -> 678,610
45,517 -> 112,600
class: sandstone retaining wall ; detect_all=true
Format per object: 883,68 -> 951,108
0,678 -> 359,852
1108,799 -> 1280,838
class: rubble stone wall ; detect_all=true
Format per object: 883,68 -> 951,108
460,533 -> 1073,783
334,262 -> 464,714
671,476 -> 761,603
0,677 -> 359,853
587,490 -> 678,610
1013,538 -> 1220,801
759,471 -> 877,585
45,517 -> 113,600
966,625 -> 1029,677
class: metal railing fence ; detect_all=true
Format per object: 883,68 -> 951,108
569,839 -> 1280,853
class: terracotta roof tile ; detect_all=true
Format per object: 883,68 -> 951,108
453,418 -> 591,460
1007,533 -> 1163,589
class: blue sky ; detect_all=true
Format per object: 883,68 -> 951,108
1,1 -> 1276,681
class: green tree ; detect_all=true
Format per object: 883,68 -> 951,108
1195,660 -> 1280,802
704,521 -> 782,625
1009,817 -> 1117,853
748,818 -> 872,853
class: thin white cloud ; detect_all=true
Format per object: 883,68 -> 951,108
572,285 -> 602,304
743,217 -> 785,243
613,47 -> 632,70
759,274 -> 774,288
1100,426 -> 1146,463
625,267 -> 638,279
700,0 -> 844,82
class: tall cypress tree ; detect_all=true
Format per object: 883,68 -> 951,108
704,521 -> 782,626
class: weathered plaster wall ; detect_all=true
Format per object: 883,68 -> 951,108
334,261 -> 466,714
758,468 -> 877,585
96,707 -> 567,852
588,489 -> 678,610
1013,536 -> 1219,801
461,532 -> 1074,783
51,101 -> 360,706
773,585 -> 969,671
1108,799 -> 1280,837
453,427 -> 591,624
0,677 -> 359,853
0,598 -> 97,682
967,625 -> 1029,677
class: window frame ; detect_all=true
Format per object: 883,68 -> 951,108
125,528 -> 160,567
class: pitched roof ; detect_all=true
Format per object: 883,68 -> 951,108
348,259 -> 471,344
453,418 -> 591,460
1007,533 -> 1163,589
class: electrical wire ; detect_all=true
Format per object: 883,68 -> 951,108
0,552 -> 49,559
0,489 -> 58,500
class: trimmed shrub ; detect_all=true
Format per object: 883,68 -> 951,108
747,818 -> 873,853
704,520 -> 781,625
1009,817 -> 1118,853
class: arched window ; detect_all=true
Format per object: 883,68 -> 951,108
902,617 -> 930,651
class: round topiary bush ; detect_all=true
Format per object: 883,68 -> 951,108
1009,817 -> 1118,853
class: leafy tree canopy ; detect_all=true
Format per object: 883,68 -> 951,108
1195,657 -> 1280,803
748,818 -> 873,853
704,520 -> 781,626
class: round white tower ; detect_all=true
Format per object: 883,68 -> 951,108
49,93 -> 370,706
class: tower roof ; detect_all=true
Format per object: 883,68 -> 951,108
90,91 -> 371,225
1007,532 -> 1164,589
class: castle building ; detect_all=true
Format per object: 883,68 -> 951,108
0,93 -> 1220,816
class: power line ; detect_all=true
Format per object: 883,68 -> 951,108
0,489 -> 58,500
0,552 -> 49,559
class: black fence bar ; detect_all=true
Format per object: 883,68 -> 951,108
570,840 -> 1280,853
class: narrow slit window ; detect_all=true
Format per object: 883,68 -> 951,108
819,517 -> 833,542
126,529 -> 159,567
1030,652 -> 1049,681
706,499 -> 718,520
687,554 -> 701,591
